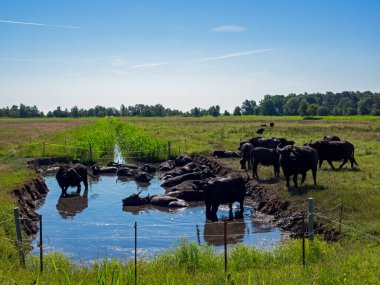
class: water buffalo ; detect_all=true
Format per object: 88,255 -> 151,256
304,140 -> 358,170
249,137 -> 295,149
239,142 -> 253,170
251,147 -> 280,179
277,145 -> 318,188
204,173 -> 246,222
56,164 -> 89,197
323,135 -> 341,141
256,128 -> 265,134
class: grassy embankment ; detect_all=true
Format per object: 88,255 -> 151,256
0,116 -> 379,284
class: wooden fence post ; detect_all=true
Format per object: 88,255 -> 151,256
39,214 -> 43,273
307,198 -> 314,240
13,208 -> 25,267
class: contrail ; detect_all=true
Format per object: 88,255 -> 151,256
199,48 -> 275,61
0,19 -> 80,29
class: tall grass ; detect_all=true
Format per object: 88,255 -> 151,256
116,118 -> 167,162
1,239 -> 378,284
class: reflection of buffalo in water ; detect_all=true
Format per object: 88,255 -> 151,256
203,220 -> 246,246
56,188 -> 89,219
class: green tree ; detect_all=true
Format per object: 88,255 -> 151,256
241,100 -> 257,115
233,106 -> 242,116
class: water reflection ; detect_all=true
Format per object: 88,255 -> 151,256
56,188 -> 89,219
203,220 -> 246,246
33,174 -> 282,263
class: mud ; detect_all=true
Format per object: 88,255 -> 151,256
12,176 -> 49,237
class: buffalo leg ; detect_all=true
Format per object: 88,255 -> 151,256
228,204 -> 233,220
205,203 -> 212,220
211,203 -> 219,222
319,160 -> 323,168
252,161 -> 259,179
293,174 -> 299,188
285,176 -> 290,187
76,184 -> 81,194
312,168 -> 317,185
327,160 -> 336,170
300,172 -> 306,185
240,158 -> 246,170
339,159 -> 348,170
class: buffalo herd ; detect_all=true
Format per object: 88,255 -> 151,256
239,134 -> 358,188
54,131 -> 358,223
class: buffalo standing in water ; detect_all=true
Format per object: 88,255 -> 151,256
203,173 -> 246,222
56,164 -> 89,197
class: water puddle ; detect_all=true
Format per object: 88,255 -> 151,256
32,173 -> 282,263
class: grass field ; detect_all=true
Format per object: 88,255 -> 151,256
0,116 -> 379,284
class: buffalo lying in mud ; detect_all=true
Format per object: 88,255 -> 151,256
277,145 -> 318,188
55,164 -> 89,197
304,140 -> 358,170
251,147 -> 280,179
204,173 -> 246,222
212,150 -> 240,158
122,192 -> 189,208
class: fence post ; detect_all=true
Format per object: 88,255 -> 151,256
39,214 -> 43,273
224,220 -> 227,273
134,222 -> 137,285
307,198 -> 314,240
339,202 -> 344,234
13,208 -> 25,267
302,214 -> 306,266
167,141 -> 171,160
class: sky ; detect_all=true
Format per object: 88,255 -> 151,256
1,0 -> 379,113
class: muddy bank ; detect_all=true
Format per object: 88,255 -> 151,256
12,176 -> 49,237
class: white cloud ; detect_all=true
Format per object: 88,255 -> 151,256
0,19 -> 80,29
211,25 -> 246,32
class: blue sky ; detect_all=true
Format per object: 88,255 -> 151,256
1,0 -> 379,113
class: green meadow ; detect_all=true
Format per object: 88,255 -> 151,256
0,116 -> 379,284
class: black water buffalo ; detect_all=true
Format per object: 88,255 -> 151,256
204,173 -> 246,221
277,145 -> 318,188
256,128 -> 265,134
249,137 -> 295,149
251,147 -> 280,179
305,140 -> 358,170
56,164 -> 89,197
323,135 -> 341,141
239,142 -> 253,170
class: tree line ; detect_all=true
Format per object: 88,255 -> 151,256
1,91 -> 379,118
